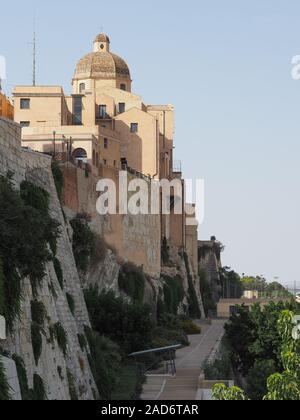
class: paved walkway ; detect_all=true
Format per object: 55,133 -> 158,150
141,320 -> 225,401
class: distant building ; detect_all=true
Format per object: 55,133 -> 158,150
217,297 -> 292,319
243,290 -> 259,300
0,92 -> 13,120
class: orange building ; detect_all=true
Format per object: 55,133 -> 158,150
0,92 -> 14,120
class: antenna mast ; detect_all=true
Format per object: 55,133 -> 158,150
32,30 -> 36,86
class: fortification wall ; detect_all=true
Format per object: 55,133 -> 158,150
61,164 -> 161,278
0,118 -> 96,400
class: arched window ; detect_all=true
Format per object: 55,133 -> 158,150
72,148 -> 88,164
120,83 -> 126,91
79,83 -> 86,93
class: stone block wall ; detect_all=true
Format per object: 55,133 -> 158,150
0,118 -> 97,400
1,356 -> 22,400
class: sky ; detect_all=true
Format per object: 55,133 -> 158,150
1,0 -> 300,286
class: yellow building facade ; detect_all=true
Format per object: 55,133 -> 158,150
13,33 -> 199,276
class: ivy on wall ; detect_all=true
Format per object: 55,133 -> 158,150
0,175 -> 60,330
118,263 -> 146,303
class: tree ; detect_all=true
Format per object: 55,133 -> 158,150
246,360 -> 276,400
213,310 -> 300,401
220,267 -> 243,299
264,311 -> 300,400
224,305 -> 257,376
212,384 -> 248,401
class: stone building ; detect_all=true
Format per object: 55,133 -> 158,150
13,33 -> 199,279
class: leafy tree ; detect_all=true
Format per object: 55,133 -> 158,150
224,305 -> 257,376
246,360 -> 276,400
212,384 -> 248,401
220,267 -> 243,299
213,310 -> 300,401
264,311 -> 300,400
84,288 -> 154,355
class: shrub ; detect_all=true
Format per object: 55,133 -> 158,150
85,327 -> 121,400
48,282 -> 57,299
118,263 -> 145,303
53,258 -> 64,289
112,363 -> 145,401
78,334 -> 87,352
246,360 -> 276,400
66,293 -> 75,315
84,288 -> 154,355
20,180 -> 60,260
162,275 -> 185,315
152,325 -> 189,347
0,176 -> 60,330
161,237 -> 169,265
33,374 -> 47,400
31,300 -> 46,326
53,323 -> 68,356
51,161 -> 63,202
90,235 -> 107,266
70,215 -> 95,273
31,323 -> 43,366
0,357 -> 11,401
180,319 -> 201,335
0,259 -> 5,316
67,369 -> 78,401
12,355 -> 31,400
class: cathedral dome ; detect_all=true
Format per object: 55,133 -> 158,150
73,33 -> 131,82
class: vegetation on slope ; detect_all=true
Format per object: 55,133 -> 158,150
84,285 -> 201,400
0,175 -> 60,330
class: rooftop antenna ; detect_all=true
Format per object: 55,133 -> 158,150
32,27 -> 36,86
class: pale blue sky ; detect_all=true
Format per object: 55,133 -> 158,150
1,0 -> 300,286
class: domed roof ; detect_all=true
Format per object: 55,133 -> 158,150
73,34 -> 131,81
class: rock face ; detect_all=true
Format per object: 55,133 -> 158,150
198,240 -> 222,304
0,118 -> 96,400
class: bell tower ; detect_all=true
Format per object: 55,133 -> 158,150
93,33 -> 110,52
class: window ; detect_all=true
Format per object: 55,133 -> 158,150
114,160 -> 116,167
118,103 -> 125,114
104,159 -> 107,165
99,105 -> 107,119
73,96 -> 83,125
79,83 -> 86,93
20,99 -> 30,109
104,138 -> 108,149
120,84 -> 126,91
20,121 -> 30,128
130,123 -> 138,134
